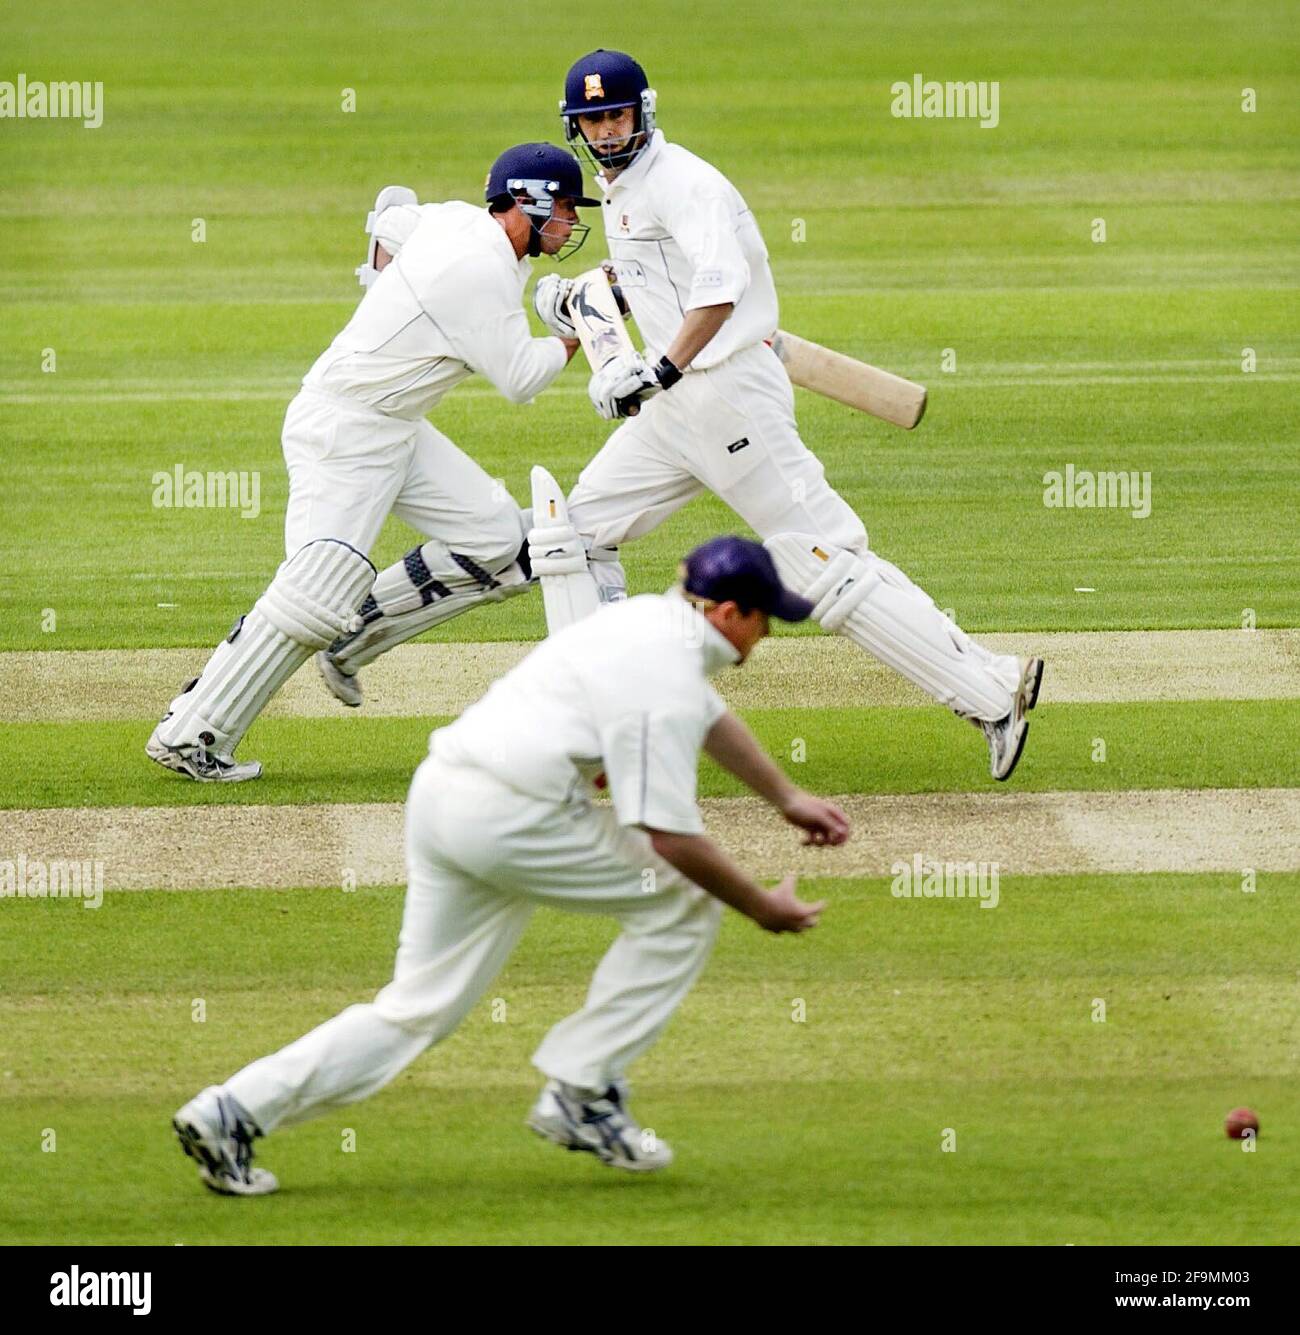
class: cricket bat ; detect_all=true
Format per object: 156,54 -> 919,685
769,330 -> 927,429
566,266 -> 642,416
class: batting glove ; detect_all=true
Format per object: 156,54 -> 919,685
587,350 -> 682,420
356,185 -> 419,289
534,274 -> 577,339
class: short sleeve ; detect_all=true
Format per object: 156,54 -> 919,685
662,187 -> 750,310
701,683 -> 727,730
600,708 -> 706,835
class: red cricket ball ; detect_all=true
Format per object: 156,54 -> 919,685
1224,1107 -> 1259,1140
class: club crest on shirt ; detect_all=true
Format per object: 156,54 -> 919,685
584,74 -> 604,100
619,213 -> 631,233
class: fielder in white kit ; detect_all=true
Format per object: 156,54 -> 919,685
540,50 -> 1044,780
173,537 -> 849,1193
145,143 -> 597,781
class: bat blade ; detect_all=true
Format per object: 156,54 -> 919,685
770,330 -> 927,429
566,267 -> 641,416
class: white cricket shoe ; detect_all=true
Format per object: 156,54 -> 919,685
173,1086 -> 278,1197
315,650 -> 363,707
978,656 -> 1044,781
527,1079 -> 673,1172
146,724 -> 262,782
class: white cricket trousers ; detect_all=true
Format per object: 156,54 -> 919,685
567,340 -> 868,554
566,342 -> 1020,721
281,387 -> 522,562
226,754 -> 723,1134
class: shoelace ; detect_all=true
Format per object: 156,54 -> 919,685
231,1121 -> 258,1179
579,1083 -> 626,1123
215,1095 -> 258,1180
192,743 -> 233,779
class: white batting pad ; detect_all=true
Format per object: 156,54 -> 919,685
332,557 -> 531,671
257,539 -> 376,647
156,539 -> 376,753
588,544 -> 628,605
528,465 -> 600,632
764,533 -> 1016,721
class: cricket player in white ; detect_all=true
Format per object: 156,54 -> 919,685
173,537 -> 848,1193
145,143 -> 597,781
535,51 -> 1044,781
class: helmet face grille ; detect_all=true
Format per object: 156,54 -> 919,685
563,87 -> 657,174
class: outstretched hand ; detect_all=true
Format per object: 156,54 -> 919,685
757,873 -> 826,933
780,791 -> 850,846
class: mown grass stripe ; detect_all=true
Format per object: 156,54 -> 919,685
2,629 -> 1295,723
0,700 -> 1294,811
3,788 -> 1295,891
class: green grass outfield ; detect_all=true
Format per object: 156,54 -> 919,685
2,877 -> 1297,1246
1,0 -> 1298,1246
1,700 -> 1296,809
2,1 -> 1298,643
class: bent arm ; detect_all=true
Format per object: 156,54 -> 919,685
659,186 -> 748,369
704,710 -> 852,847
460,308 -> 570,403
703,709 -> 797,809
646,828 -> 773,926
664,302 -> 734,371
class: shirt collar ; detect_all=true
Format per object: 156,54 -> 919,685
598,130 -> 665,198
483,206 -> 532,283
662,587 -> 743,676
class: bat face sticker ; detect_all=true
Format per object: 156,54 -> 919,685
572,284 -> 615,329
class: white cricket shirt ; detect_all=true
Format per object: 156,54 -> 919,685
302,200 -> 567,420
598,132 -> 780,370
432,590 -> 740,834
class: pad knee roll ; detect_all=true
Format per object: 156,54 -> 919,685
256,539 -> 376,650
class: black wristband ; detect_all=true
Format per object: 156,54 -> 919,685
653,355 -> 683,391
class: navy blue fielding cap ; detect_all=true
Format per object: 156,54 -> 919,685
484,143 -> 599,208
681,536 -> 814,622
562,49 -> 649,116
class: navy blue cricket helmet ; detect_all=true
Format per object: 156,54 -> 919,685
484,142 -> 598,260
560,49 -> 657,172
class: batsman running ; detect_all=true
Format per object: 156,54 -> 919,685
145,143 -> 597,781
173,537 -> 848,1193
323,55 -> 1043,776
551,50 -> 1044,779
313,58 -> 1042,778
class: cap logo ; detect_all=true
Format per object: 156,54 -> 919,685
584,73 -> 605,100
